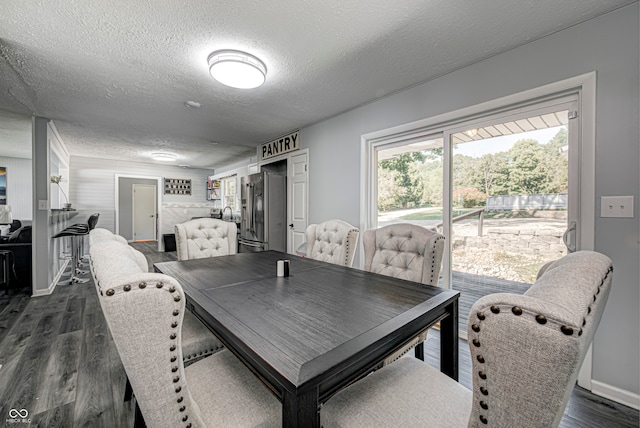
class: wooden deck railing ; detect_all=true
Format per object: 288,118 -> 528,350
432,207 -> 485,236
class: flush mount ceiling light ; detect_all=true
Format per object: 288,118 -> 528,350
151,152 -> 177,162
207,50 -> 267,89
184,100 -> 202,108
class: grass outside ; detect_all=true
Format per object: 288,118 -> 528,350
391,207 -> 566,221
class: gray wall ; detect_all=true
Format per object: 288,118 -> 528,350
70,156 -> 213,233
118,177 -> 158,240
300,5 -> 639,398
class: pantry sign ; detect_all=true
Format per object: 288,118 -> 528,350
261,131 -> 299,160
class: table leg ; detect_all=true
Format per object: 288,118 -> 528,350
440,299 -> 459,381
282,388 -> 319,428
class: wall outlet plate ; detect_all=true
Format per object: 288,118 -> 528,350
38,200 -> 48,210
601,196 -> 634,218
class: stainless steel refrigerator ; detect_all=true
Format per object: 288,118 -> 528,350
239,171 -> 286,252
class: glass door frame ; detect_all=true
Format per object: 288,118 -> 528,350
360,71 -> 597,387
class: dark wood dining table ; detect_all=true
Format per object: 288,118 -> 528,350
154,250 -> 459,428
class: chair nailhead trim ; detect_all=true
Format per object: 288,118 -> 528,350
123,284 -> 131,292
173,376 -> 180,383
561,326 -> 574,335
170,333 -> 177,340
174,295 -> 181,302
172,321 -> 178,328
171,356 -> 177,362
182,415 -> 188,422
173,310 -> 180,316
106,289 -> 115,296
177,396 -> 183,403
179,406 -> 186,412
175,386 -> 182,393
172,366 -> 178,372
139,282 -> 147,289
157,282 -> 164,288
466,264 -> 614,422
169,286 -> 176,293
170,345 -> 176,351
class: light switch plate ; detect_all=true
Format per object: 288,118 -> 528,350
38,199 -> 48,210
601,196 -> 634,218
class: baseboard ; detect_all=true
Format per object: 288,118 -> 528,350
591,379 -> 640,410
33,260 -> 70,297
32,281 -> 56,297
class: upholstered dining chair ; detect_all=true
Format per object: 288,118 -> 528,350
89,233 -> 224,366
305,219 -> 359,267
90,241 -> 280,427
362,223 -> 445,365
322,251 -> 613,428
175,218 -> 237,261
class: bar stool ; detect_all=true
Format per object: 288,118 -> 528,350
54,224 -> 94,284
67,213 -> 100,264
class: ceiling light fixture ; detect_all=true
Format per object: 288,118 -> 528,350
207,50 -> 267,89
151,152 -> 177,162
464,128 -> 479,138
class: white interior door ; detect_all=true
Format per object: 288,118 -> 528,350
133,184 -> 157,241
288,151 -> 308,254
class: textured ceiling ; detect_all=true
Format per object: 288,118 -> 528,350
0,0 -> 635,168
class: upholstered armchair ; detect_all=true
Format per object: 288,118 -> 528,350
90,241 -> 280,427
322,251 -> 614,428
89,235 -> 223,365
363,223 -> 445,364
175,218 -> 237,261
305,219 -> 359,267
363,223 -> 445,285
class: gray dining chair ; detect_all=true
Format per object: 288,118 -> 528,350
89,240 -> 281,427
305,219 -> 359,267
175,218 -> 237,261
322,250 -> 613,428
363,223 -> 445,365
89,232 -> 224,365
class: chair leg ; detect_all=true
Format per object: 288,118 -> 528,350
124,376 -> 133,402
134,399 -> 147,428
414,341 -> 425,361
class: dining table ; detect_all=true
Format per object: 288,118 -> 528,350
154,250 -> 459,428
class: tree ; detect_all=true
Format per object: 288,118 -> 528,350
507,138 -> 547,194
379,152 -> 426,208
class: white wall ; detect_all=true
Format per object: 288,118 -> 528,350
0,156 -> 32,220
299,5 -> 639,402
69,156 -> 214,234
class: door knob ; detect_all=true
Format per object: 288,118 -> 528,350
289,224 -> 294,228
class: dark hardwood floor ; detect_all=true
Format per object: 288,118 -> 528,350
0,242 -> 637,427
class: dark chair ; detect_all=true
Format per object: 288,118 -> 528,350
53,216 -> 99,285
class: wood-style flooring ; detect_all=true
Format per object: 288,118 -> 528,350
0,242 -> 637,427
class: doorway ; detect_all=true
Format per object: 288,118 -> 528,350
133,184 -> 157,241
368,93 -> 585,334
116,175 -> 161,243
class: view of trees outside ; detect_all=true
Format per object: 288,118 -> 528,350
378,127 -> 567,211
377,125 -> 569,285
